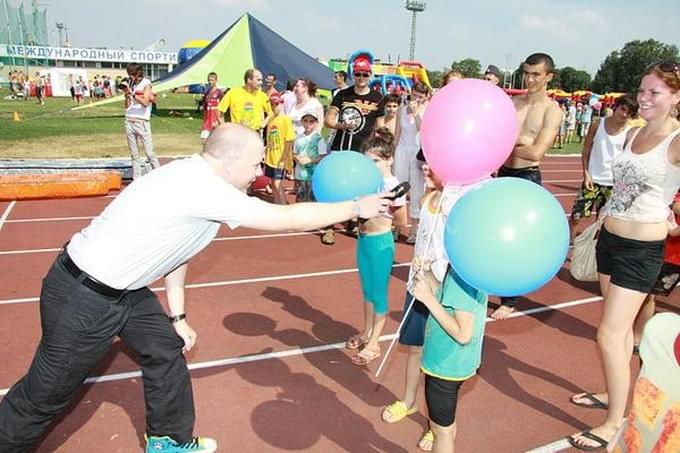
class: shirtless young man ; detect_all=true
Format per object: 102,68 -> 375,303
490,53 -> 563,320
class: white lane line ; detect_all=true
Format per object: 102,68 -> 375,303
0,230 -> 337,256
0,201 -> 17,233
0,208 -> 577,257
0,263 -> 413,305
4,215 -> 95,223
0,247 -> 62,256
0,294 -> 604,396
213,231 -> 318,242
4,185 -> 578,225
485,296 -> 602,323
526,438 -> 571,452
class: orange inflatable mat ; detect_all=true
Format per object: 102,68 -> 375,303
0,171 -> 122,200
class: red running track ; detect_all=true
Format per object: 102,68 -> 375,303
0,155 -> 677,452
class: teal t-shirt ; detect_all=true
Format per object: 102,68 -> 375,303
293,132 -> 326,181
421,268 -> 488,381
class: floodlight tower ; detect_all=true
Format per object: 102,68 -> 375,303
55,22 -> 64,47
405,0 -> 426,61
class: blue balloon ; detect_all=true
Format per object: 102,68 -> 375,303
312,151 -> 383,202
444,178 -> 569,296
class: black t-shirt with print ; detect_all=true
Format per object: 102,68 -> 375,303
330,86 -> 386,151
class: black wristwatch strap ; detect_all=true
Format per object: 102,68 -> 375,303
168,313 -> 186,323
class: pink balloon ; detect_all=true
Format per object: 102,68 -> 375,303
422,79 -> 518,185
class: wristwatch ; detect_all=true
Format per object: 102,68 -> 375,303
168,313 -> 186,323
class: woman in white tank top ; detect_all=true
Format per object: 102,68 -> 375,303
569,96 -> 637,242
394,83 -> 430,243
569,62 -> 680,451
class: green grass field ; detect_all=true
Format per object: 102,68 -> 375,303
0,89 -> 204,158
0,88 -> 584,158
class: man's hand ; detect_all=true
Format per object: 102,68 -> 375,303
173,320 -> 198,353
407,99 -> 418,114
583,172 -> 595,191
668,211 -> 680,236
516,135 -> 533,146
356,193 -> 393,218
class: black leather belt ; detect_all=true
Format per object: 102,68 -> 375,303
61,252 -> 125,298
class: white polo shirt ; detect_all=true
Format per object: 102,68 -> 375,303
67,154 -> 271,290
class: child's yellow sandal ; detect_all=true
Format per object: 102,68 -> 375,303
381,400 -> 417,423
418,429 -> 434,452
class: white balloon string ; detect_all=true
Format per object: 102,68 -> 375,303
375,189 -> 445,379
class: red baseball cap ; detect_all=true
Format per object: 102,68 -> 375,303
269,91 -> 282,104
352,58 -> 372,74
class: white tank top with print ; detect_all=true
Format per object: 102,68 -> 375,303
607,128 -> 680,223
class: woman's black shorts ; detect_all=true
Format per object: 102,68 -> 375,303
596,226 -> 665,293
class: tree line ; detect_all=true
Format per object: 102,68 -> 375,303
426,39 -> 679,94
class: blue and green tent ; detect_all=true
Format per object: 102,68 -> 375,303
154,13 -> 334,92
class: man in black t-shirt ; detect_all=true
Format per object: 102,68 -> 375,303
320,57 -> 386,245
325,58 -> 385,151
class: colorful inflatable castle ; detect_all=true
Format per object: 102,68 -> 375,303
546,89 -> 626,114
177,39 -> 211,94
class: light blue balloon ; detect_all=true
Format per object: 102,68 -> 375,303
312,151 -> 383,202
444,178 -> 569,296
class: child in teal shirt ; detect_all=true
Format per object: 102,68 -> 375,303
412,264 -> 488,452
293,111 -> 327,202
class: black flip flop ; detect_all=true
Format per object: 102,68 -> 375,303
571,392 -> 609,409
567,429 -> 609,451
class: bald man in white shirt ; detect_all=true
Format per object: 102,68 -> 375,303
0,124 -> 392,453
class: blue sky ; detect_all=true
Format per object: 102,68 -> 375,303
47,0 -> 679,76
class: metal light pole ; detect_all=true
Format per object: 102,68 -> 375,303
17,1 -> 28,74
55,21 -> 63,47
3,0 -> 16,68
405,0 -> 426,61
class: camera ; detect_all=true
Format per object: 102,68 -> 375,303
117,78 -> 130,90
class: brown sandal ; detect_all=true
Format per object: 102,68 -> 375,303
351,348 -> 381,366
321,230 -> 335,245
345,333 -> 368,350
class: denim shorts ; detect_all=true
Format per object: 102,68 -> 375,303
497,165 -> 542,185
596,226 -> 665,293
264,164 -> 286,180
398,291 -> 429,346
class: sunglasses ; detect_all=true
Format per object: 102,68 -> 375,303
648,60 -> 680,79
354,72 -> 371,78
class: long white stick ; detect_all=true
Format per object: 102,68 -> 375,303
375,190 -> 445,379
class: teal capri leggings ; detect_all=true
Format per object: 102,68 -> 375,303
356,231 -> 395,315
